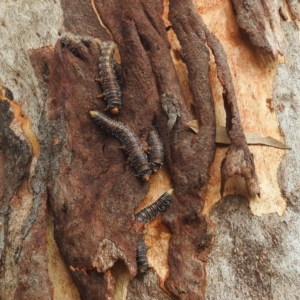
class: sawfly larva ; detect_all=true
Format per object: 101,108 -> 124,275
90,111 -> 152,182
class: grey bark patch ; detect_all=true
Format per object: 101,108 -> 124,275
127,269 -> 173,300
161,93 -> 180,130
206,194 -> 300,300
93,238 -> 128,273
273,22 -> 300,197
286,0 -> 300,20
0,0 -> 63,134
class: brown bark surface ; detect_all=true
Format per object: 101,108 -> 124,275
1,0 -> 298,299
24,0 -> 217,298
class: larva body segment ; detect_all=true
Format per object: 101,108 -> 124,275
113,60 -> 122,83
147,130 -> 164,174
61,33 -> 93,61
61,33 -> 82,52
96,40 -> 122,115
136,237 -> 148,274
135,189 -> 173,223
90,111 -> 152,181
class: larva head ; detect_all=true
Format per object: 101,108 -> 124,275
151,167 -> 159,175
166,189 -> 174,196
142,173 -> 151,182
90,110 -> 98,118
90,110 -> 105,124
142,147 -> 149,153
110,107 -> 119,115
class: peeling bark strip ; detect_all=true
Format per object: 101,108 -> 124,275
230,0 -> 283,57
169,0 -> 260,198
135,189 -> 173,223
204,30 -> 260,198
166,0 -> 217,299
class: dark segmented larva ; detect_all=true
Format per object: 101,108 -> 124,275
147,130 -> 164,174
113,60 -> 122,84
61,33 -> 82,53
61,33 -> 94,61
136,237 -> 148,274
90,111 -> 152,181
95,39 -> 122,115
135,189 -> 173,223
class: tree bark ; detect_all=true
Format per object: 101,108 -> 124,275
1,0 -> 300,299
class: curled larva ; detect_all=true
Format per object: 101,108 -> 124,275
90,111 -> 152,181
136,237 -> 148,274
95,39 -> 122,115
147,130 -> 164,174
135,189 -> 173,223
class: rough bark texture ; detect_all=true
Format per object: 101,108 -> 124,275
1,0 -> 300,300
230,0 -> 300,57
230,0 -> 283,57
205,11 -> 300,300
94,1 -> 216,299
205,32 -> 260,198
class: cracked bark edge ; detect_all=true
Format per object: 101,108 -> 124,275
92,238 -> 130,274
230,0 -> 283,58
204,27 -> 260,198
0,90 -> 32,218
14,192 -> 53,300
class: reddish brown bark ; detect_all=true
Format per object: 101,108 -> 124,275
204,31 -> 260,198
23,0 -> 218,298
95,1 -> 217,299
30,36 -> 154,298
1,0 -> 264,299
